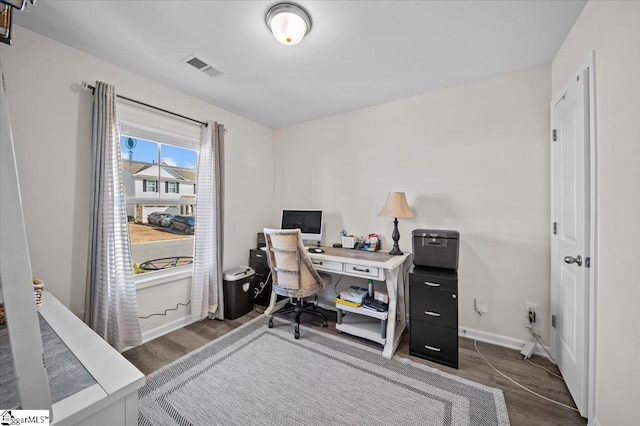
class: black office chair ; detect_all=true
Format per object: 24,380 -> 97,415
263,228 -> 331,339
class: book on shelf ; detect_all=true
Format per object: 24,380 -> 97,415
339,285 -> 368,303
335,298 -> 363,308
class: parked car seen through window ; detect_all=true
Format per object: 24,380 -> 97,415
147,212 -> 173,227
170,215 -> 195,235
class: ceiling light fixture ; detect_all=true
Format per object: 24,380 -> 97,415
265,2 -> 312,46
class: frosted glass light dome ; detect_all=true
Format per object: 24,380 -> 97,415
266,3 -> 312,46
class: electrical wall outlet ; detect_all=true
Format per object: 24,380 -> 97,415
475,297 -> 488,315
526,302 -> 539,324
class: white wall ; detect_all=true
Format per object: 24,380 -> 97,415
136,276 -> 193,342
0,25 -> 275,316
551,2 -> 640,424
274,65 -> 551,343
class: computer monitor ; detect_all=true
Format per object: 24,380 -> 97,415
281,210 -> 323,244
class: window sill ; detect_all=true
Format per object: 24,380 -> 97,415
135,265 -> 192,290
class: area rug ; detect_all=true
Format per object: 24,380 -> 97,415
138,317 -> 510,426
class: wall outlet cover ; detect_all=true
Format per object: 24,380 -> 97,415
525,301 -> 539,323
474,297 -> 488,314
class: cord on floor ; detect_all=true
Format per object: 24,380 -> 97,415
474,339 -> 579,412
525,358 -> 564,380
138,301 -> 191,319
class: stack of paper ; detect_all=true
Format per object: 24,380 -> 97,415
338,286 -> 368,304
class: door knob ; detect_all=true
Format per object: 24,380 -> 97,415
563,255 -> 582,266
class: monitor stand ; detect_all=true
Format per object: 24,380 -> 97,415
303,240 -> 321,248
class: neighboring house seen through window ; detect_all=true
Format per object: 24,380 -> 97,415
121,135 -> 198,274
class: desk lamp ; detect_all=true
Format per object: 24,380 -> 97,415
378,192 -> 415,255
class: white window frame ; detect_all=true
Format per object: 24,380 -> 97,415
117,99 -> 201,289
134,265 -> 193,290
167,181 -> 178,193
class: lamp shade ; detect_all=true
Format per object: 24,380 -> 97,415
378,192 -> 415,219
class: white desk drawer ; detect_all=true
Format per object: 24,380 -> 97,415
311,259 -> 343,273
345,263 -> 379,278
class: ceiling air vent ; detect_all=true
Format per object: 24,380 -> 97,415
183,55 -> 225,78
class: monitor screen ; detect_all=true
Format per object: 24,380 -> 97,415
281,210 -> 323,242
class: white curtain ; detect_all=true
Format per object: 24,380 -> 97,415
85,81 -> 142,351
191,121 -> 225,320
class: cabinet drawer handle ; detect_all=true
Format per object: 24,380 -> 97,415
312,261 -> 323,266
424,345 -> 441,352
256,254 -> 263,258
424,311 -> 441,317
353,267 -> 370,273
424,281 -> 440,287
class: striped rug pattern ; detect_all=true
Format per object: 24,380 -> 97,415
138,317 -> 509,425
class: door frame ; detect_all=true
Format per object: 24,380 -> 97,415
550,51 -> 597,420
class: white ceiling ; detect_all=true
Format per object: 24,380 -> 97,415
14,1 -> 586,129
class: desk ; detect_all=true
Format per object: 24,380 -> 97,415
264,247 -> 412,359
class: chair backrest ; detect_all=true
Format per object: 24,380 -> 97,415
263,228 -> 324,295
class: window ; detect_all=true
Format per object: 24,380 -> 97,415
167,181 -> 179,193
121,135 -> 198,275
143,179 -> 158,192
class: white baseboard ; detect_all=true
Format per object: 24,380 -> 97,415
458,326 -> 553,361
141,315 -> 196,344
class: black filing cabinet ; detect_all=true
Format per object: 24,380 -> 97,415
409,267 -> 459,368
249,249 -> 272,307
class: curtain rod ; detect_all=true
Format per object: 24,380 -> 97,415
82,82 -> 208,127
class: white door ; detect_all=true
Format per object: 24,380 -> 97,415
551,68 -> 591,417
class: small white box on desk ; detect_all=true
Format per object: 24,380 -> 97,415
342,236 -> 356,248
374,290 -> 389,304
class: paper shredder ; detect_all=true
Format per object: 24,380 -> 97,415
223,266 -> 255,320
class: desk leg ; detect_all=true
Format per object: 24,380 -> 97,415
381,260 -> 409,359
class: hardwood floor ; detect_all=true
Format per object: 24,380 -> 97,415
123,308 -> 586,426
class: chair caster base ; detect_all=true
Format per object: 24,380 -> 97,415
268,297 -> 328,339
